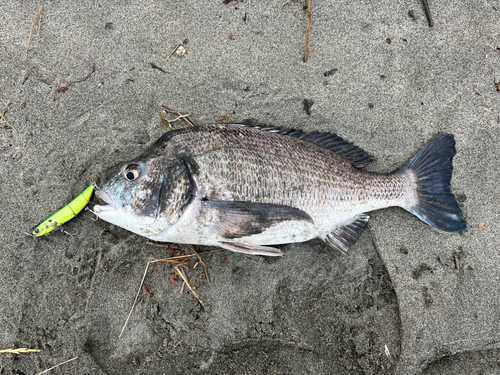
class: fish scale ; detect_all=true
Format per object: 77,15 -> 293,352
193,147 -> 407,214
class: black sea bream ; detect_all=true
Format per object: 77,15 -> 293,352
94,124 -> 466,256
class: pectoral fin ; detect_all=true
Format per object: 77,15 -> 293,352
202,201 -> 314,239
219,242 -> 283,256
323,214 -> 369,255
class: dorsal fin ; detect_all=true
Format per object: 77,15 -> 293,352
241,124 -> 372,168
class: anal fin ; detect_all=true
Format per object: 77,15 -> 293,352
219,242 -> 283,257
324,214 -> 369,255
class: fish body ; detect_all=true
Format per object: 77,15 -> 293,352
94,124 -> 465,256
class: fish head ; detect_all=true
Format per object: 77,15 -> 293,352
94,157 -> 165,235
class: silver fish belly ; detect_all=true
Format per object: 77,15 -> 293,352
94,124 -> 466,256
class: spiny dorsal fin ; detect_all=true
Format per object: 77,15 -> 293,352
323,214 -> 370,255
241,124 -> 372,168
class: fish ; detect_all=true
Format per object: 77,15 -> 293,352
94,124 -> 466,256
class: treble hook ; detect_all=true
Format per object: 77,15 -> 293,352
61,228 -> 78,237
85,206 -> 99,221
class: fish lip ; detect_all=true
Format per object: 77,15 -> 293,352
94,190 -> 121,212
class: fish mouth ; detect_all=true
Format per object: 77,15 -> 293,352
94,190 -> 121,213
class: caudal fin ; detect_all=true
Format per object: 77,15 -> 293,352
396,135 -> 466,232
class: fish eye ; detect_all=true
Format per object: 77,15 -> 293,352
124,164 -> 140,181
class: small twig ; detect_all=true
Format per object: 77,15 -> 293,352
171,339 -> 182,352
0,348 -> 40,354
170,114 -> 190,123
73,63 -> 96,84
187,244 -> 210,287
159,106 -> 196,128
186,245 -> 209,269
1,102 -> 18,136
36,356 -> 78,375
180,279 -> 186,294
166,43 -> 181,60
3,101 -> 10,115
204,267 -> 210,286
175,266 -> 203,305
27,3 -> 44,53
282,0 -> 292,5
54,83 -> 74,94
304,0 -> 312,62
54,64 -> 96,94
0,112 -> 18,137
149,257 -> 189,266
146,241 -> 176,248
143,284 -> 154,298
119,262 -> 151,339
37,4 -> 43,37
408,9 -> 417,21
148,249 -> 222,263
159,111 -> 174,129
422,0 -> 434,27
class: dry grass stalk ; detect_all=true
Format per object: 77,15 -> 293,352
171,339 -> 182,352
26,3 -> 44,52
146,241 -> 177,248
180,278 -> 185,294
148,249 -> 222,263
166,43 -> 182,60
37,5 -> 43,37
119,262 -> 151,339
143,284 -> 154,298
175,266 -> 203,305
0,111 -> 18,136
54,83 -> 74,94
0,348 -> 40,354
36,356 -> 78,375
159,106 -> 196,128
54,64 -> 95,94
119,246 -> 226,336
149,256 -> 189,266
187,244 -> 211,286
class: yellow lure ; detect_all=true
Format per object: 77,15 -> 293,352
32,185 -> 94,237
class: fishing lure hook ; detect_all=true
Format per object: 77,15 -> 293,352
85,206 -> 99,221
61,228 -> 78,237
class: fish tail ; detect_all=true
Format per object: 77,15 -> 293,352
396,135 -> 466,232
